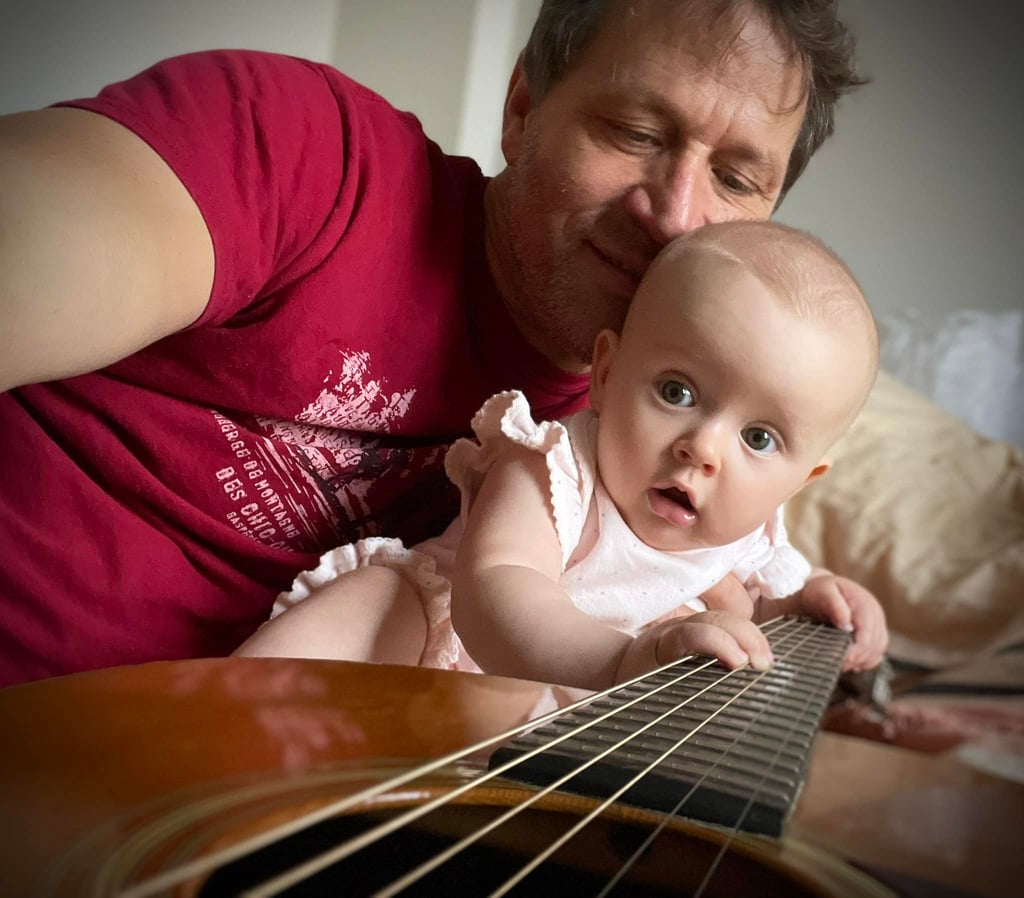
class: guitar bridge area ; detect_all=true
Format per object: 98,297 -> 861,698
490,618 -> 850,837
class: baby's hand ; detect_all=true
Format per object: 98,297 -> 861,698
796,574 -> 889,671
615,611 -> 774,684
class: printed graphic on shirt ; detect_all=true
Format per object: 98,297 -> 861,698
209,350 -> 449,553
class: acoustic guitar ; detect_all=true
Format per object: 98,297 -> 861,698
0,617 -> 1019,897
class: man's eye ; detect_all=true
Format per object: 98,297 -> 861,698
742,427 -> 776,453
625,129 -> 655,145
715,169 -> 756,195
660,380 -> 694,406
611,123 -> 659,148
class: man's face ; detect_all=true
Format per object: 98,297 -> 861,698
488,1 -> 808,370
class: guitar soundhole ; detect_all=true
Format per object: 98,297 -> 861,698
196,803 -> 821,897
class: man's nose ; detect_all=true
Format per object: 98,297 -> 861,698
673,425 -> 721,476
625,153 -> 712,246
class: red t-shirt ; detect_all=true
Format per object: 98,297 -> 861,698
0,50 -> 590,686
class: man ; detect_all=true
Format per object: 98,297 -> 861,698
0,0 -> 865,685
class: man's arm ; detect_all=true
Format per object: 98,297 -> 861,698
0,107 -> 213,392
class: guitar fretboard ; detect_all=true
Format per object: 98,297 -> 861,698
490,617 -> 849,837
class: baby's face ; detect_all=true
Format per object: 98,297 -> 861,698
590,256 -> 867,552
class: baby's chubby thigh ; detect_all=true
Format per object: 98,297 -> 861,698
329,563 -> 430,664
234,562 -> 428,665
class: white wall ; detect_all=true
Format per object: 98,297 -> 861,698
456,0 -> 541,174
0,0 -> 339,113
776,0 -> 1024,323
329,0 -> 538,174
330,0 -> 477,166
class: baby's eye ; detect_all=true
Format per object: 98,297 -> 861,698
659,380 -> 694,407
742,427 -> 777,454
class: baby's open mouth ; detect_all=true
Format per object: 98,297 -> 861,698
658,486 -> 694,512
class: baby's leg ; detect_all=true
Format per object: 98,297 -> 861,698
234,565 -> 427,665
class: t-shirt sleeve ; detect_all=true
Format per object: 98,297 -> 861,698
58,50 -> 352,326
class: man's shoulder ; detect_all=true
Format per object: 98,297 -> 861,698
63,48 -> 428,144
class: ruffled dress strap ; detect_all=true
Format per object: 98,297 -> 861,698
444,390 -> 591,568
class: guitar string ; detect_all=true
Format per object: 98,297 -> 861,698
690,659 -> 825,898
111,645 -> 714,898
238,617 -> 812,898
114,616 -> 798,898
123,617 -> 808,898
239,629 -> 794,898
372,634 -> 799,898
129,617 -> 806,898
691,625 -> 840,898
675,626 -> 843,896
374,620 -> 824,898
595,623 -> 833,898
481,622 -> 828,898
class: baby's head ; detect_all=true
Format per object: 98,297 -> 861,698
589,220 -> 877,552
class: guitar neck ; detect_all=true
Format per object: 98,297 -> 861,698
491,616 -> 849,836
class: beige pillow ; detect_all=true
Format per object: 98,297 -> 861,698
786,370 -> 1024,668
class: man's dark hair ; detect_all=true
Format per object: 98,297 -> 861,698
521,0 -> 867,203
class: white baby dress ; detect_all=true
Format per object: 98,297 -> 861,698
271,391 -> 812,671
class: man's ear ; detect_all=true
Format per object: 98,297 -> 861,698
589,330 -> 619,413
501,53 -> 533,165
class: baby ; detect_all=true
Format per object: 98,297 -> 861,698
236,221 -> 888,690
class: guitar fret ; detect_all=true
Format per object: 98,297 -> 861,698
594,707 -> 811,762
490,618 -> 850,837
516,717 -> 805,793
631,727 -> 807,774
618,699 -> 819,741
560,732 -> 801,798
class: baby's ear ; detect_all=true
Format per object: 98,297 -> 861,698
589,330 -> 618,412
804,456 -> 833,486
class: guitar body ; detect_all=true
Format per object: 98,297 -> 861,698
0,657 -> 1019,896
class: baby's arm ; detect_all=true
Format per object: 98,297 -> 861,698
699,572 -> 756,618
451,446 -> 628,688
451,449 -> 771,690
754,572 -> 889,671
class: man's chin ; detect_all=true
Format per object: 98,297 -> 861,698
516,278 -> 628,371
549,342 -> 595,374
512,313 -> 594,373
